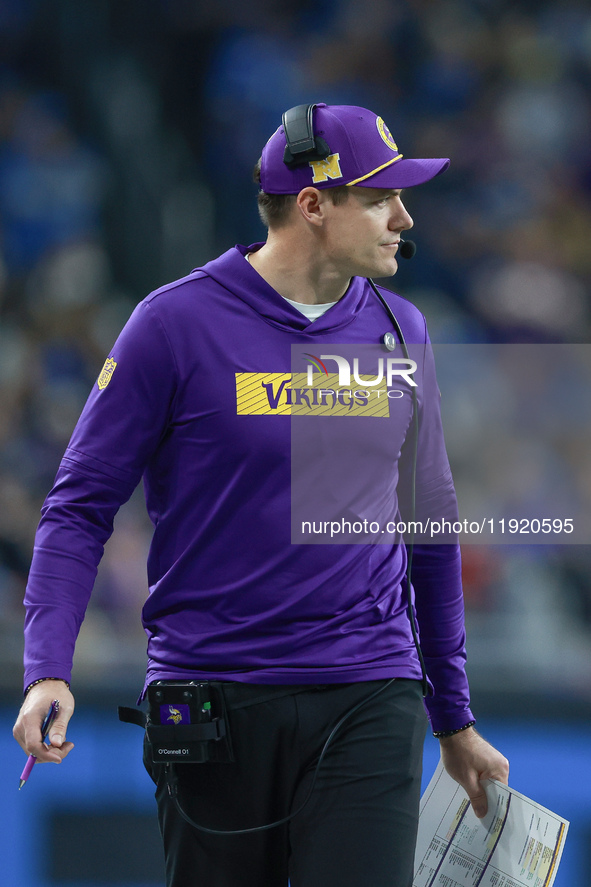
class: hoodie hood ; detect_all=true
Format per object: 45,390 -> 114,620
197,244 -> 370,336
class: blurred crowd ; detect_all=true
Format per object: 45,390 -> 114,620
1,0 -> 590,702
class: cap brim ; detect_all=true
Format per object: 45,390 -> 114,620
350,157 -> 450,190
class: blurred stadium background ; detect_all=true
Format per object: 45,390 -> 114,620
1,1 -> 590,884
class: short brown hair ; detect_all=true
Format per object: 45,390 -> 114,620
253,159 -> 349,229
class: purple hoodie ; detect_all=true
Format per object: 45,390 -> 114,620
23,244 -> 473,732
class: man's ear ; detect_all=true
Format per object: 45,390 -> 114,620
296,187 -> 328,227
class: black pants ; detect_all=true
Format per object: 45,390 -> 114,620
144,678 -> 427,887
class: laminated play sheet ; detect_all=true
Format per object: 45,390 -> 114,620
414,760 -> 568,887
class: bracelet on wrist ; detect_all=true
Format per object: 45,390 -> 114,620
433,719 -> 476,739
24,677 -> 70,697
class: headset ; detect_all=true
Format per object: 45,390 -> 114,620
152,105 -> 428,838
282,103 -> 331,167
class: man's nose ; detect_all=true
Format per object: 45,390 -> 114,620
390,203 -> 413,231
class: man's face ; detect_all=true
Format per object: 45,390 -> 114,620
319,186 -> 414,279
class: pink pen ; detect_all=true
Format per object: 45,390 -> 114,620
18,699 -> 60,789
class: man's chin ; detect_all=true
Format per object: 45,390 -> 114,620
349,257 -> 398,279
369,259 -> 398,279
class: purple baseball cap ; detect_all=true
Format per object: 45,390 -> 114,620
259,103 -> 449,194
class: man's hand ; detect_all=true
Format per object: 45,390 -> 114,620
439,726 -> 509,819
13,680 -> 75,763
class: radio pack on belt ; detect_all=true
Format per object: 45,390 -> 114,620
119,681 -> 234,764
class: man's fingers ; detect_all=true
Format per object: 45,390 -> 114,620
468,785 -> 488,819
464,759 -> 509,819
34,732 -> 75,762
46,741 -> 75,762
13,681 -> 76,763
48,719 -> 70,748
439,727 -> 509,821
457,772 -> 490,819
26,740 -> 72,763
488,758 -> 510,785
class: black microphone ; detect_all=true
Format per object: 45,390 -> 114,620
399,239 -> 416,259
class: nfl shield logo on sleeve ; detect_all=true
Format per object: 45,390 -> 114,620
97,357 -> 117,390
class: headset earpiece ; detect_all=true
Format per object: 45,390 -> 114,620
282,103 -> 331,168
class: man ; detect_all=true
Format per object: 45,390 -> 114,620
14,103 -> 508,887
